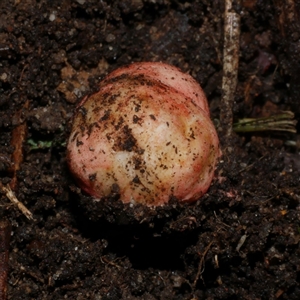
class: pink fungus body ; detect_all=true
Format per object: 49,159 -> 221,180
67,62 -> 220,206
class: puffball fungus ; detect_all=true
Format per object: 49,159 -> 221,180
67,62 -> 220,206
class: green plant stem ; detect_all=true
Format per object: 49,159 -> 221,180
233,111 -> 297,133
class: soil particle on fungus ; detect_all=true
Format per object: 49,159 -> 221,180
1,0 -> 300,299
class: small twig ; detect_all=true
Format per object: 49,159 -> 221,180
0,219 -> 11,300
18,65 -> 28,84
0,182 -> 33,220
214,211 -> 231,228
192,241 -> 214,288
9,100 -> 29,190
237,155 -> 265,174
100,255 -> 123,269
169,216 -> 198,229
220,0 -> 241,143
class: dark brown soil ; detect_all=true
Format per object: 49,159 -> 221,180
1,1 -> 300,299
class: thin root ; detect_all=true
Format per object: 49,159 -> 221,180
192,240 -> 214,288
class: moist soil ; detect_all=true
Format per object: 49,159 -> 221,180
1,1 -> 300,299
